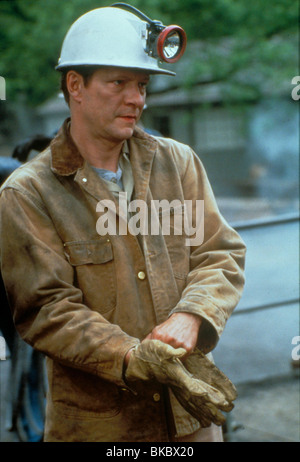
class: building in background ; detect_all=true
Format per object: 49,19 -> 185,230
0,37 -> 298,222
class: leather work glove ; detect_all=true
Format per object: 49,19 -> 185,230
125,340 -> 237,427
171,348 -> 237,428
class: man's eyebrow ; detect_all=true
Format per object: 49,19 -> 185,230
109,73 -> 150,81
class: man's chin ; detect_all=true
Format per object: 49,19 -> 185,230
117,127 -> 135,141
105,123 -> 136,144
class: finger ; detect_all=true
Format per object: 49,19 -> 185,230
174,373 -> 234,413
143,333 -> 152,340
171,386 -> 226,427
139,339 -> 187,366
183,350 -> 238,402
152,339 -> 187,360
185,399 -> 226,427
193,380 -> 233,409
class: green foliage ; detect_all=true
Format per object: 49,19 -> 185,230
0,0 -> 298,106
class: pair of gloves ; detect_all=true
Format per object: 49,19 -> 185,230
125,339 -> 237,428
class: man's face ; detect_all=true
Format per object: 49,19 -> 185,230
72,67 -> 150,144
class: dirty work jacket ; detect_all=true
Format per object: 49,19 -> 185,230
0,119 -> 246,442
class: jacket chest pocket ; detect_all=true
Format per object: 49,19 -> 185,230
64,239 -> 116,313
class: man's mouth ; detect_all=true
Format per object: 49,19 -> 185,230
118,115 -> 137,123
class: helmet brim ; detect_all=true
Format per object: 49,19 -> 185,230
55,63 -> 175,76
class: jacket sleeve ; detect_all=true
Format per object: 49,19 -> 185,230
0,185 -> 139,385
169,147 -> 246,353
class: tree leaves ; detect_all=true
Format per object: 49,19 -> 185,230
0,0 -> 297,106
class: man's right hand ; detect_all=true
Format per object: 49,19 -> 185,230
125,339 -> 187,382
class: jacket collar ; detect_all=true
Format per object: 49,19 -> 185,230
50,118 -> 83,176
50,118 -> 157,179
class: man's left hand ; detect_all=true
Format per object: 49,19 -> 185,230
144,312 -> 202,356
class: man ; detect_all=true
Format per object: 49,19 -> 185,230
0,5 -> 246,442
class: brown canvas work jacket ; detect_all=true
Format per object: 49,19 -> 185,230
0,119 -> 246,442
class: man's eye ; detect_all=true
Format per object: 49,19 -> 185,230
114,80 -> 123,86
139,82 -> 148,91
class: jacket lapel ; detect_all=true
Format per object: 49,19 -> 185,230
128,128 -> 157,203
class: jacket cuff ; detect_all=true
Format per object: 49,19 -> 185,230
169,305 -> 221,353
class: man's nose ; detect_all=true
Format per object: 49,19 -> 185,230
124,83 -> 145,107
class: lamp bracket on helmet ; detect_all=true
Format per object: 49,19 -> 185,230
111,3 -> 186,63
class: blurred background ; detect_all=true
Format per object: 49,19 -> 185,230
0,0 -> 299,442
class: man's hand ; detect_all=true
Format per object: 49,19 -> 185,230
125,339 -> 237,428
144,312 -> 202,355
124,313 -> 202,367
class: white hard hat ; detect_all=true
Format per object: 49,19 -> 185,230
56,5 -> 186,76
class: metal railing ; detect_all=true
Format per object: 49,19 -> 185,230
231,212 -> 300,316
231,211 -> 300,231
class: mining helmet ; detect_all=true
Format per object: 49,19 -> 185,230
56,3 -> 187,76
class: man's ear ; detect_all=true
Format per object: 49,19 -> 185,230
66,70 -> 84,103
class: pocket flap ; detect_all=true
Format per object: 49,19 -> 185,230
64,240 -> 113,266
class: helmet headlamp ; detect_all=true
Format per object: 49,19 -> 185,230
111,3 -> 187,63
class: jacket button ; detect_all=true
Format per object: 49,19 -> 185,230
82,177 -> 87,183
153,393 -> 161,402
138,271 -> 146,280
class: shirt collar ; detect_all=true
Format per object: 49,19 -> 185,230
50,118 -> 156,177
